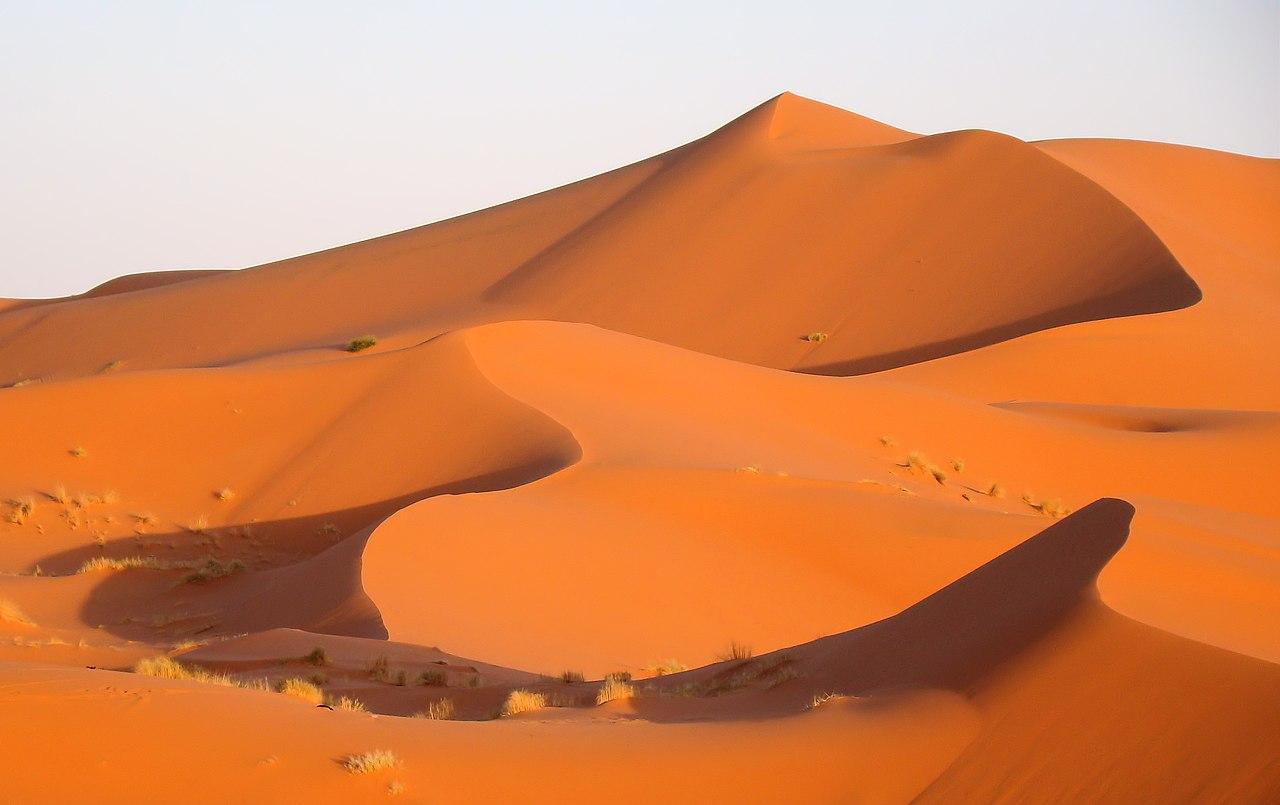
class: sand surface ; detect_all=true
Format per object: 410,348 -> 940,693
1,93 -> 1277,802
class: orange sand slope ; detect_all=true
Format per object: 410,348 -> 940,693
1,92 -> 1277,802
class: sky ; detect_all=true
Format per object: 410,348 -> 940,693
1,1 -> 1276,298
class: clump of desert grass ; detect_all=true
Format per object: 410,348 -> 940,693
303,646 -> 328,666
668,654 -> 799,698
368,655 -> 391,682
808,691 -> 849,709
132,511 -> 159,527
275,676 -> 324,704
346,335 -> 378,353
951,458 -> 965,472
186,515 -> 210,534
986,482 -> 1006,498
801,332 -> 829,343
341,749 -> 400,775
418,670 -> 447,687
499,689 -> 546,717
595,676 -> 634,705
215,487 -> 235,502
645,658 -> 687,676
717,641 -> 753,662
415,698 -> 455,720
77,555 -> 181,574
101,359 -> 124,373
1023,493 -> 1071,518
69,446 -> 87,458
0,598 -> 35,626
6,496 -> 36,525
181,556 -> 245,584
387,781 -> 405,796
326,695 -> 367,712
8,377 -> 39,388
879,435 -> 896,447
134,655 -> 238,687
559,669 -> 584,684
902,452 -> 947,484
48,484 -> 70,505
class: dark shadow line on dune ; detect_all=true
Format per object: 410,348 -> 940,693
631,498 -> 1133,723
28,453 -> 580,647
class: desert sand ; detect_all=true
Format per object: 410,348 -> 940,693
1,92 -> 1277,802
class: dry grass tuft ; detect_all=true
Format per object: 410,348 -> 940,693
904,452 -> 947,484
187,515 -> 210,534
341,749 -> 399,775
9,377 -> 39,388
801,332 -> 829,343
1022,493 -> 1071,518
646,658 -> 687,676
49,484 -> 69,505
77,555 -> 181,574
69,446 -> 87,458
181,556 -> 245,584
0,598 -> 35,626
418,670 -> 447,687
952,458 -> 965,472
808,691 -> 849,709
368,655 -> 391,682
346,335 -> 378,353
718,641 -> 753,662
387,781 -> 405,796
215,487 -> 235,502
134,655 -> 237,687
101,360 -> 124,373
559,669 -> 584,684
416,698 -> 455,720
304,646 -> 328,666
879,435 -> 896,447
595,676 -> 634,705
499,689 -> 546,717
275,676 -> 324,704
986,483 -> 1005,498
132,511 -> 158,527
326,695 -> 367,712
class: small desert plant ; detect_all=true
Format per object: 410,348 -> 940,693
418,670 -> 447,687
986,483 -> 1005,498
9,377 -> 39,388
387,781 -> 405,796
879,435 -> 896,446
499,689 -> 546,717
1022,493 -> 1071,518
134,656 -> 238,687
77,555 -> 180,573
69,446 -> 87,458
368,655 -> 391,682
132,511 -> 158,526
802,332 -> 829,343
275,676 -> 324,704
49,485 -> 69,505
101,360 -> 124,373
952,458 -> 965,472
416,698 -> 455,720
181,557 -> 245,584
560,670 -> 584,684
605,671 -> 632,683
186,515 -> 210,534
346,335 -> 378,353
0,599 -> 34,626
646,658 -> 687,676
595,676 -> 634,705
393,670 -> 407,686
808,691 -> 848,709
326,695 -> 366,712
304,647 -> 328,666
904,452 -> 946,484
215,487 -> 235,502
341,749 -> 399,775
718,641 -> 753,662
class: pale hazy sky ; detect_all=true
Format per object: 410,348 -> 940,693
2,1 -> 1276,298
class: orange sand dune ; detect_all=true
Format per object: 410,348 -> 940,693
1,93 -> 1277,801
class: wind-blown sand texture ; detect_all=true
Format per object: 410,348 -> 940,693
1,93 -> 1277,803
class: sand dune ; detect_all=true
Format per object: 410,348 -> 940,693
1,92 -> 1277,801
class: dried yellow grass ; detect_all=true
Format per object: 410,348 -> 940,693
341,749 -> 399,774
499,689 -> 546,717
77,555 -> 183,574
904,452 -> 947,484
326,695 -> 367,712
595,676 -> 634,705
215,487 -> 235,502
416,698 -> 455,720
134,656 -> 236,687
49,484 -> 69,505
646,658 -> 687,676
808,691 -> 849,709
802,331 -> 829,343
275,676 -> 324,704
986,483 -> 1006,498
346,335 -> 378,353
69,446 -> 87,458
